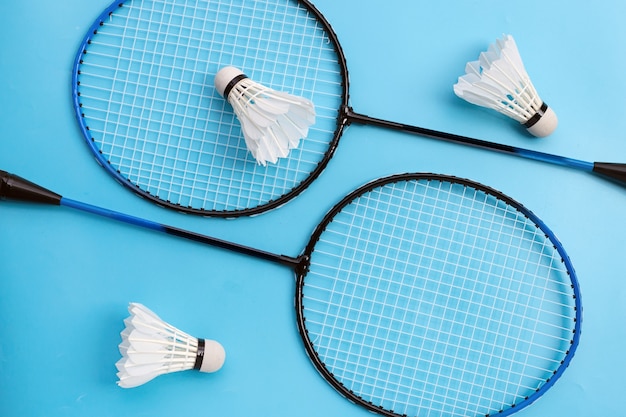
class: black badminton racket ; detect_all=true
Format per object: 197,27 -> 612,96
2,169 -> 581,417
72,0 -> 626,217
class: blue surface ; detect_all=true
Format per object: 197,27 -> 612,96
1,0 -> 625,416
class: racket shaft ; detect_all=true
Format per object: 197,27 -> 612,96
0,170 -> 301,268
346,109 -> 626,184
62,198 -> 302,267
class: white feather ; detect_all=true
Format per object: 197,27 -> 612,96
453,35 -> 557,137
215,66 -> 316,165
115,303 -> 225,388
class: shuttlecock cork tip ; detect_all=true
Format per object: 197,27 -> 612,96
215,66 -> 246,98
196,339 -> 226,373
524,104 -> 558,137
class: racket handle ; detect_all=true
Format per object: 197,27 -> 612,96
0,170 -> 62,205
593,162 -> 626,184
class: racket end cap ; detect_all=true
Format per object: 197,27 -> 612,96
524,104 -> 557,137
198,339 -> 226,373
215,66 -> 245,97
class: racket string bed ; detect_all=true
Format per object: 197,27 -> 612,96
302,178 -> 578,417
75,0 -> 344,214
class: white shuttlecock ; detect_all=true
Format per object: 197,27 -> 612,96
115,303 -> 225,388
453,35 -> 557,137
214,66 -> 316,166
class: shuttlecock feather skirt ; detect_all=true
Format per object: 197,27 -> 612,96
214,66 -> 316,165
116,303 -> 225,388
453,35 -> 557,137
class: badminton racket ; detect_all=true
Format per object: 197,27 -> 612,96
1,169 -> 582,417
73,0 -> 626,217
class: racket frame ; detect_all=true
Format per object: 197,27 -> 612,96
71,0 -> 351,217
295,173 -> 582,417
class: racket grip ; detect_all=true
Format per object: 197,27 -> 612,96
592,162 -> 626,185
0,170 -> 62,205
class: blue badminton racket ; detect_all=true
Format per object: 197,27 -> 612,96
2,169 -> 582,417
72,0 -> 626,217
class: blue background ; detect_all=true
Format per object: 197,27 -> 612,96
1,0 -> 625,415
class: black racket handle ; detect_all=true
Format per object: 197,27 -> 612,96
0,170 -> 61,205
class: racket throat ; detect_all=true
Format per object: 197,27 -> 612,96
292,254 -> 310,277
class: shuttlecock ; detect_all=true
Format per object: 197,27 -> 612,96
115,303 -> 225,388
453,35 -> 557,137
214,66 -> 316,166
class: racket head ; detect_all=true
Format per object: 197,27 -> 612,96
73,0 -> 348,216
297,173 -> 581,417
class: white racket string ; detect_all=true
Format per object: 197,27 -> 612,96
76,0 -> 343,213
302,179 -> 577,417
